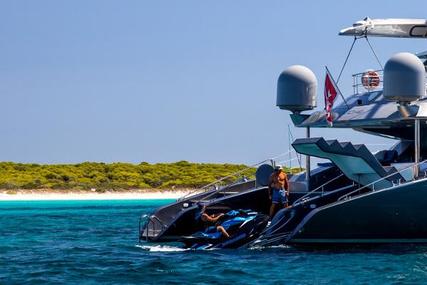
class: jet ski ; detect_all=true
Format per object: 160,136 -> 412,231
181,209 -> 269,250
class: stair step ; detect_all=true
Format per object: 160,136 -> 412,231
339,142 -> 356,152
292,137 -> 404,185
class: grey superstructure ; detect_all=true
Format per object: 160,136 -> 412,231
258,18 -> 427,246
140,18 -> 427,248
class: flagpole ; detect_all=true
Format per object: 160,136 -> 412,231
306,126 -> 310,190
415,118 -> 420,177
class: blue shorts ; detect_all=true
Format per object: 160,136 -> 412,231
272,188 -> 287,204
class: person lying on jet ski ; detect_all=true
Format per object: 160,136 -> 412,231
201,209 -> 259,239
198,205 -> 230,238
183,210 -> 269,249
201,210 -> 259,240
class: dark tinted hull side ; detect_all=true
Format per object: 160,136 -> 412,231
289,179 -> 427,245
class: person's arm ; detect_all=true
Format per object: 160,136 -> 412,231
212,213 -> 224,222
202,213 -> 224,223
201,213 -> 216,223
284,173 -> 289,196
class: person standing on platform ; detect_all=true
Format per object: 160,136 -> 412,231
268,165 -> 289,218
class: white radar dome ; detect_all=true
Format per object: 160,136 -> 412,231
276,65 -> 317,113
383,52 -> 426,103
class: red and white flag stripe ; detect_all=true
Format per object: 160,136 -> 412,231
324,67 -> 340,126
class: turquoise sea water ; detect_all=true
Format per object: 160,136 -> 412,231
2,200 -> 427,284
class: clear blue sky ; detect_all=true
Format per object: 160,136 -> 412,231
0,1 -> 426,165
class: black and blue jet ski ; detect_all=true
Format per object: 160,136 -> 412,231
181,209 -> 269,250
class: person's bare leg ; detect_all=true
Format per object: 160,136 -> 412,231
217,226 -> 230,238
270,203 -> 277,218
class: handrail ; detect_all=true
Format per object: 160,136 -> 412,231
189,155 -> 301,204
264,181 -> 354,241
265,208 -> 296,236
139,214 -> 149,242
200,160 -> 268,190
293,173 -> 345,205
275,157 -> 301,170
251,182 -> 356,248
249,231 -> 293,248
199,150 -> 297,190
180,150 -> 298,200
139,214 -> 168,242
352,69 -> 383,94
338,160 -> 427,201
149,215 -> 167,230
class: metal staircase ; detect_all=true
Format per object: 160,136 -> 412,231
292,137 -> 406,189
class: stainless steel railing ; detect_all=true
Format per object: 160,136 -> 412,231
352,69 -> 427,95
352,69 -> 383,95
139,214 -> 167,242
338,160 -> 427,202
179,150 -> 300,200
292,173 -> 346,206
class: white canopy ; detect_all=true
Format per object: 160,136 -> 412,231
339,17 -> 427,38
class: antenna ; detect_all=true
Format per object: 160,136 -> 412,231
288,124 -> 292,169
287,125 -> 302,170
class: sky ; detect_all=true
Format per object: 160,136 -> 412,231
0,1 -> 426,165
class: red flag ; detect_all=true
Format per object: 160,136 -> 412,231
324,68 -> 339,126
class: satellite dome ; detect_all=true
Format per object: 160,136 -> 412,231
276,65 -> 317,113
383,52 -> 426,103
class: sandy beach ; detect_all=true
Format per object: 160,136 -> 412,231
0,189 -> 197,201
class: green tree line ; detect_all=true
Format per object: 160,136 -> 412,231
0,161 -> 300,190
0,161 -> 259,190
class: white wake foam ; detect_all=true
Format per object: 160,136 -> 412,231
249,244 -> 291,250
136,244 -> 189,252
